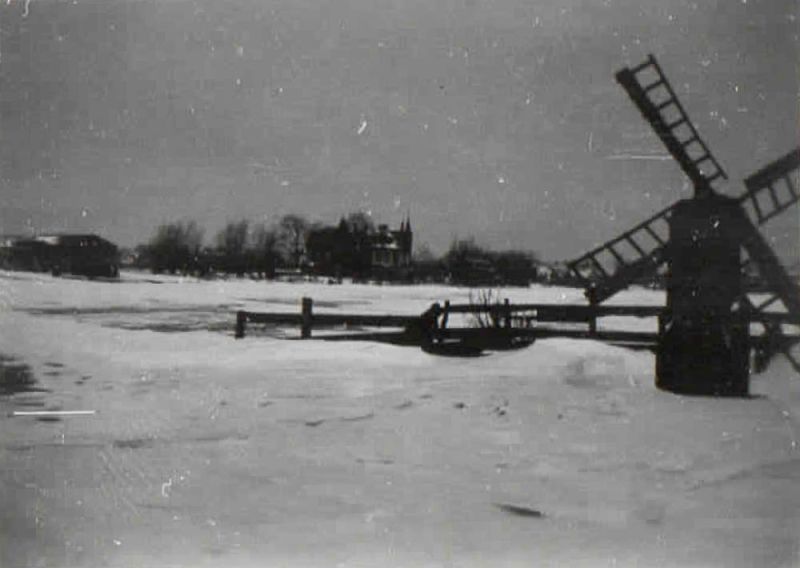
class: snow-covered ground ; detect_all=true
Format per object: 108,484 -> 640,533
0,270 -> 797,567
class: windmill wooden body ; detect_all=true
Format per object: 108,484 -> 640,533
568,55 -> 800,396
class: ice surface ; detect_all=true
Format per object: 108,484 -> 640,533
0,270 -> 797,567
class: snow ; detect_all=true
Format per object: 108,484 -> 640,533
0,270 -> 798,567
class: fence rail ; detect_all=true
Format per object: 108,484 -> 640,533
239,311 -> 418,328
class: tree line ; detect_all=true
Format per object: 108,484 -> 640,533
133,212 -> 548,286
425,237 -> 542,286
134,215 -> 306,277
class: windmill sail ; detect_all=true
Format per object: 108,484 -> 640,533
735,148 -> 800,369
616,54 -> 727,197
736,212 -> 800,318
736,202 -> 800,371
739,149 -> 800,224
568,204 -> 672,304
569,55 -> 726,303
569,54 -> 798,378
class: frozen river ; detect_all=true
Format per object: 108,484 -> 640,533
0,270 -> 798,567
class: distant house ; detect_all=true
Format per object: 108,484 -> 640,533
0,234 -> 120,278
368,221 -> 413,279
305,216 -> 413,281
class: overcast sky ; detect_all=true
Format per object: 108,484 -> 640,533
0,0 -> 797,261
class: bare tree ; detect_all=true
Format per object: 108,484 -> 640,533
251,222 -> 279,278
344,210 -> 374,234
147,220 -> 204,274
180,220 -> 204,260
216,220 -> 249,255
413,242 -> 436,263
277,214 -> 309,268
215,220 -> 249,275
469,289 -> 504,329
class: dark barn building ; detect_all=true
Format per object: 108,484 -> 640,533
0,234 -> 120,278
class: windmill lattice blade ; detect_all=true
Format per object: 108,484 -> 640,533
737,193 -> 800,372
734,209 -> 800,321
588,250 -> 667,304
568,203 -> 673,303
741,148 -> 800,225
743,296 -> 800,374
616,55 -> 727,196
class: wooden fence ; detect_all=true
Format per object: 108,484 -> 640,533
234,297 -> 671,346
234,296 -> 799,349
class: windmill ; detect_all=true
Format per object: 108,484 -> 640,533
567,55 -> 800,396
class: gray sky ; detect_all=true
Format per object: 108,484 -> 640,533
0,0 -> 797,261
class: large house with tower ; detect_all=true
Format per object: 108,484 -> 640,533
305,215 -> 413,281
368,219 -> 413,276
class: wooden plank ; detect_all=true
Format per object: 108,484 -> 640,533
316,331 -> 414,343
441,303 -> 664,317
437,326 -> 798,343
242,312 -> 304,325
533,306 -> 597,323
242,311 -> 419,328
435,327 -> 659,344
310,313 -> 420,327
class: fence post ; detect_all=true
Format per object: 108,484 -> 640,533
588,307 -> 597,336
301,297 -> 313,339
587,288 -> 598,336
504,298 -> 511,329
426,302 -> 442,344
235,311 -> 247,339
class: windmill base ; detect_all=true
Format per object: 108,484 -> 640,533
655,324 -> 750,397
